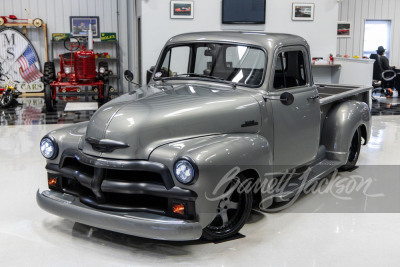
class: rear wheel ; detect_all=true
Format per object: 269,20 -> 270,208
339,128 -> 361,171
43,62 -> 55,85
45,84 -> 54,111
202,174 -> 253,241
0,89 -> 14,108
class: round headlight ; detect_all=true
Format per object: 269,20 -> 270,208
64,66 -> 71,74
99,67 -> 105,74
40,137 -> 58,159
174,159 -> 197,184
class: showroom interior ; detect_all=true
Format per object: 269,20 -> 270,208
1,0 -> 400,266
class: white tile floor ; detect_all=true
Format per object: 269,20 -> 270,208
0,116 -> 400,267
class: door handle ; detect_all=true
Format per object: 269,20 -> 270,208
307,95 -> 320,101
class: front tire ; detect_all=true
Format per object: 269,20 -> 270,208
339,128 -> 361,171
202,174 -> 253,241
0,89 -> 14,108
45,84 -> 54,111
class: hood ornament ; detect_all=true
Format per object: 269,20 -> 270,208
86,137 -> 130,153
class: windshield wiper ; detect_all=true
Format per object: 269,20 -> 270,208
178,73 -> 224,80
157,73 -> 236,88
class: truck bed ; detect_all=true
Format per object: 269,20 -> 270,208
317,84 -> 372,105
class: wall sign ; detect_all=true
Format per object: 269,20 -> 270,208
70,16 -> 100,38
170,1 -> 194,19
292,3 -> 314,21
337,21 -> 351,38
0,28 -> 43,92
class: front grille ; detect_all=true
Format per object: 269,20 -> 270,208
48,151 -> 196,219
106,169 -> 164,185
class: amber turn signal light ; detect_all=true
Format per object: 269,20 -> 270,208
172,203 -> 185,215
48,177 -> 57,186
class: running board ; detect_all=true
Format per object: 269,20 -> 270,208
272,159 -> 341,202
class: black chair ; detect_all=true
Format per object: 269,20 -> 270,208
370,54 -> 396,99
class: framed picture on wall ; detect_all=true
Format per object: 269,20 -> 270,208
170,1 -> 194,19
292,3 -> 314,21
337,21 -> 351,37
70,16 -> 100,38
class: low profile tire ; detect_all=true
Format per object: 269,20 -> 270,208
339,128 -> 361,171
45,84 -> 54,112
43,62 -> 55,85
0,90 -> 14,108
202,174 -> 253,241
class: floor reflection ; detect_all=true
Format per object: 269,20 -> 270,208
58,210 -> 266,251
0,92 -> 399,126
0,97 -> 97,126
371,90 -> 400,115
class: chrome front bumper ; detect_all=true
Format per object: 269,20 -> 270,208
36,190 -> 203,241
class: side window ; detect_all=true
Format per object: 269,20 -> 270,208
273,50 -> 307,89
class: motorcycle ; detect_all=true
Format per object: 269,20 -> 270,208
0,74 -> 20,108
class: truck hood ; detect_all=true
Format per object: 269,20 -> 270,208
82,84 -> 261,159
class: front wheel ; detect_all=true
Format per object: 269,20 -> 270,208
0,89 -> 14,108
45,84 -> 54,111
339,128 -> 361,171
202,174 -> 253,241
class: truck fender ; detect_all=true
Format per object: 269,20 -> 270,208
149,133 -> 273,227
44,121 -> 89,163
320,100 -> 371,163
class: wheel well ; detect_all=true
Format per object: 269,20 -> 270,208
359,124 -> 367,145
240,169 -> 261,208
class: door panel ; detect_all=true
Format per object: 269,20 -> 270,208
270,46 -> 320,170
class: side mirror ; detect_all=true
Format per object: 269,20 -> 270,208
146,65 -> 155,84
124,70 -> 134,82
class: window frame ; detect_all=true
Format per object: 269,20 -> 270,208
271,45 -> 311,91
154,41 -> 268,88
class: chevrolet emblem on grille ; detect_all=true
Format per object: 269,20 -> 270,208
86,137 -> 130,153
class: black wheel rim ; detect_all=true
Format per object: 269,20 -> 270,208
348,131 -> 359,163
206,179 -> 247,234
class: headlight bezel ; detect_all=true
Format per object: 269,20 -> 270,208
173,157 -> 198,185
40,136 -> 59,160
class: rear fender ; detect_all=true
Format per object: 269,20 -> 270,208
149,134 -> 272,227
320,100 -> 371,163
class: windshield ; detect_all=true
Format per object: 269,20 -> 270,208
154,43 -> 266,87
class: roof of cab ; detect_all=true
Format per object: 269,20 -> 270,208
166,31 -> 309,52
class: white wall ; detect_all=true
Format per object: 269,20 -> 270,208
0,0 -> 133,93
337,0 -> 400,67
140,0 -> 339,83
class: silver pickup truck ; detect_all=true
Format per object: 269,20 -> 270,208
37,32 -> 371,241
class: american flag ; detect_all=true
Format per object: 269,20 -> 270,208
17,45 -> 43,83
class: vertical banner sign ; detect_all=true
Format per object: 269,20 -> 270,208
0,28 -> 44,92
